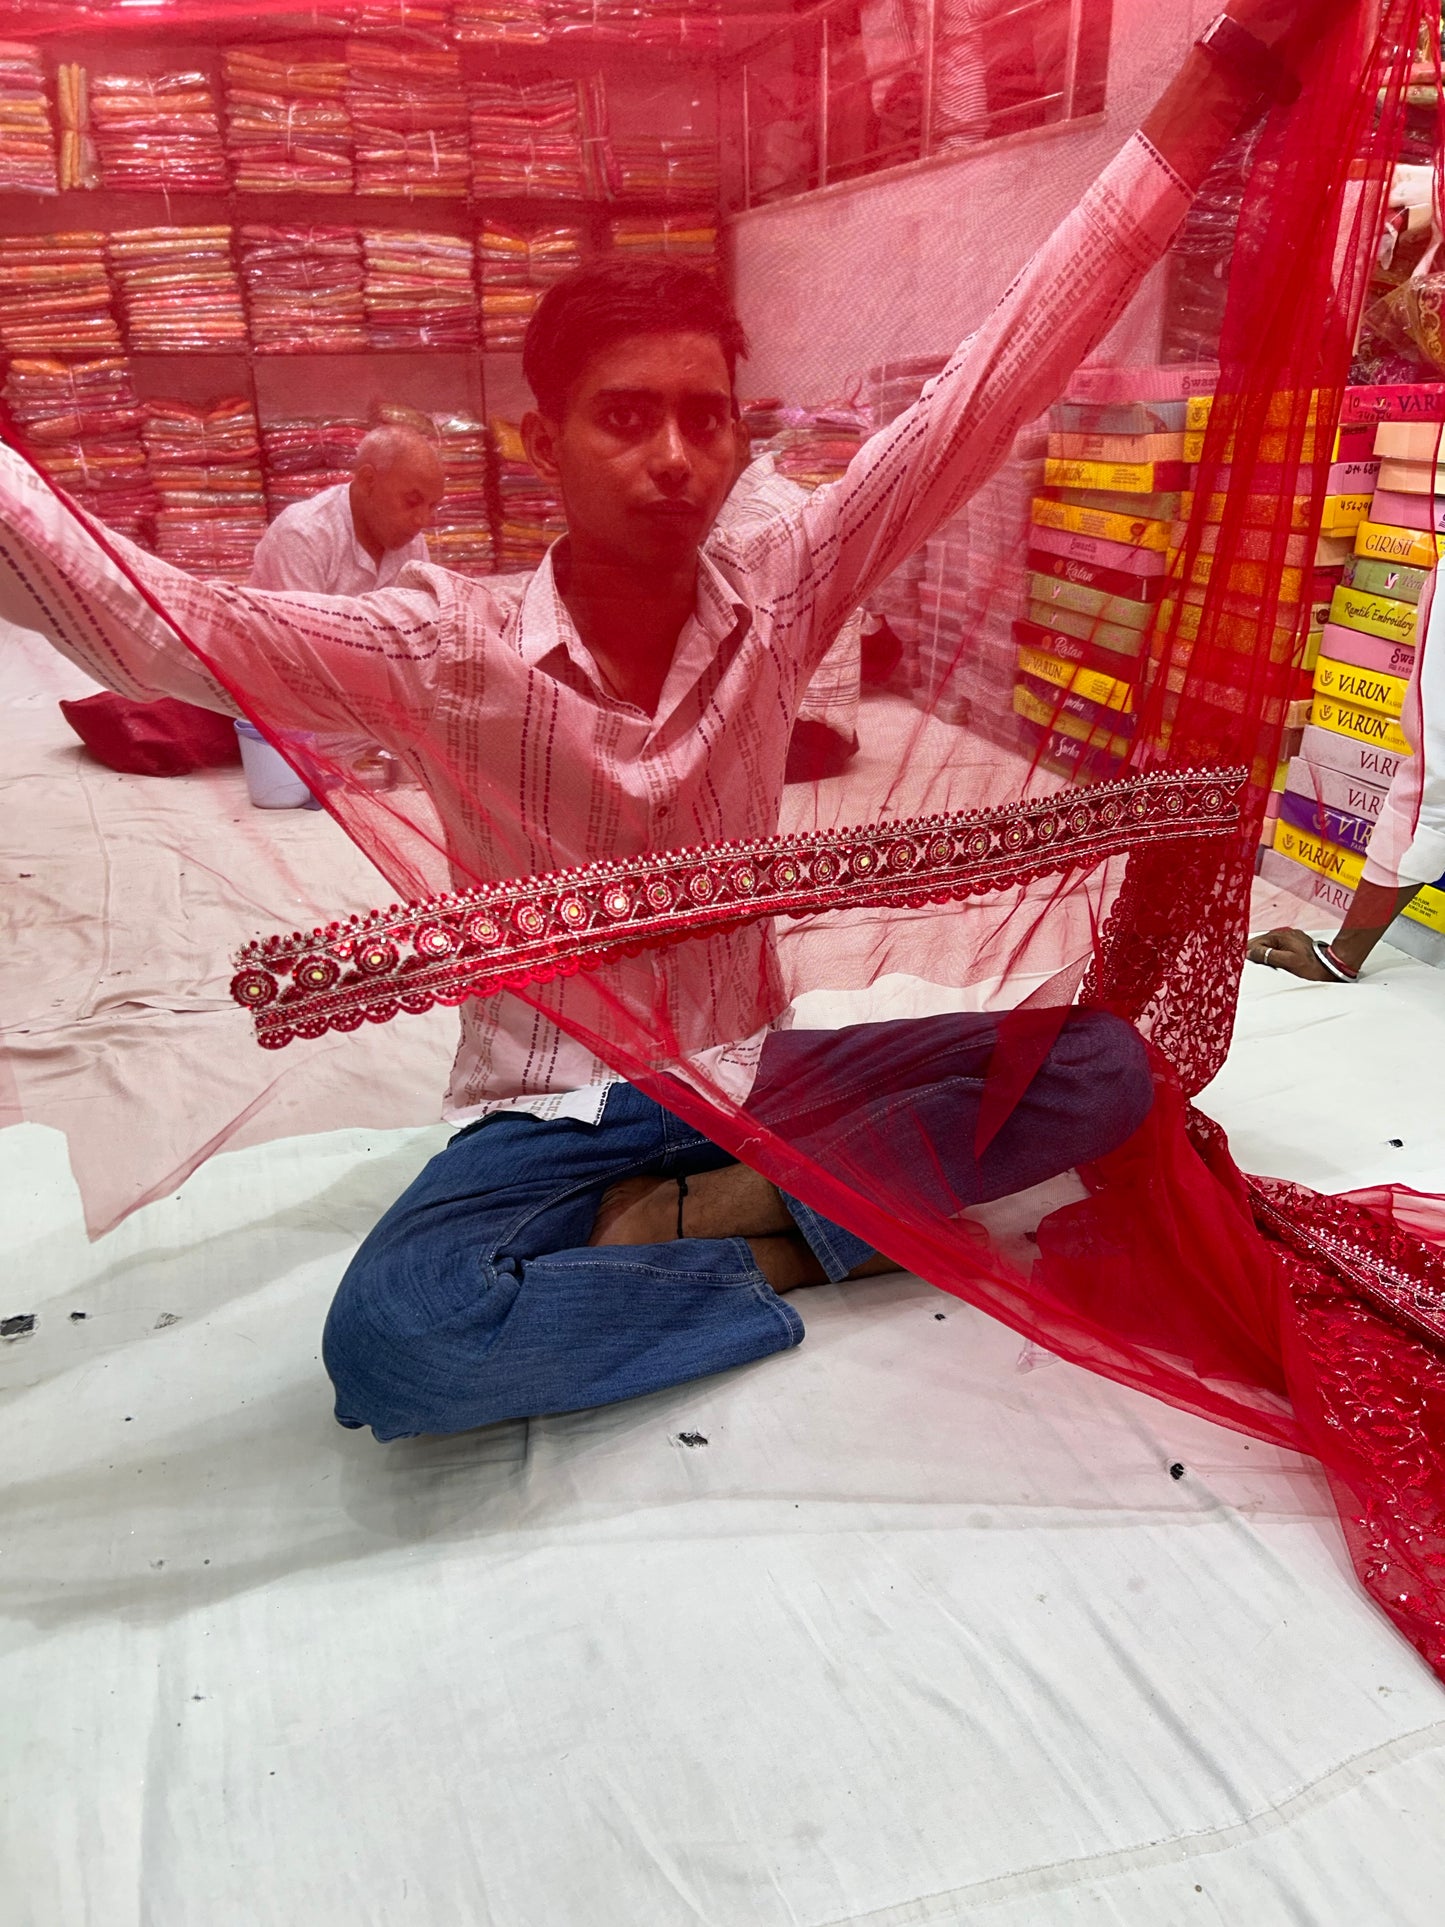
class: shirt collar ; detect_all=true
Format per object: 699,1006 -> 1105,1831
516,539 -> 749,718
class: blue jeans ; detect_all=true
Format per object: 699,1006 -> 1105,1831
323,1009 -> 1152,1440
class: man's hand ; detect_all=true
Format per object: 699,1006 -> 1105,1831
1245,927 -> 1335,980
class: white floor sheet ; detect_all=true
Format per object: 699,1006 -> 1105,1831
3,632 -> 1444,1925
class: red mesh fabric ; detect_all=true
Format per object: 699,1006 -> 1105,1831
6,0 -> 1445,1679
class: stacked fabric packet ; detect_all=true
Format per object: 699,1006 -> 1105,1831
223,46 -> 354,195
140,396 -> 267,579
0,231 -> 120,356
238,225 -> 367,353
0,41 -> 58,193
90,71 -> 229,193
769,404 -> 869,491
1171,386 -> 1363,824
55,60 -> 98,191
428,412 -> 493,575
608,213 -> 718,264
361,228 -> 477,348
261,415 -> 366,516
108,227 -> 247,355
859,357 -> 946,691
549,0 -> 721,47
1261,381 -> 1445,949
2,354 -> 156,538
488,415 -> 564,570
476,221 -> 583,350
451,0 -> 552,45
469,79 -> 602,199
607,133 -> 718,206
347,38 -> 468,197
1017,365 -> 1216,779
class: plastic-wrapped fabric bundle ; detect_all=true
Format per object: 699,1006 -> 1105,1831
2,353 -> 154,538
222,45 -> 355,194
0,39 -> 58,193
89,70 -> 230,193
55,58 -> 98,190
10,0 -> 1445,1687
108,226 -> 247,354
139,396 -> 267,579
487,412 -> 565,568
427,412 -> 494,575
476,220 -> 583,350
346,34 -> 469,196
238,224 -> 368,354
0,230 -> 119,356
260,414 -> 365,515
360,226 -> 478,347
468,77 -> 601,198
608,212 -> 719,264
450,0 -> 551,44
608,131 -> 719,205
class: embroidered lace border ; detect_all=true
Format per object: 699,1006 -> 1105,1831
230,766 -> 1247,1048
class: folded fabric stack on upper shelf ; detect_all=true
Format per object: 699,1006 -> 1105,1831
0,230 -> 120,356
469,78 -> 604,199
108,227 -> 248,355
347,37 -> 469,197
550,0 -> 721,47
607,133 -> 717,206
488,415 -> 564,570
450,0 -> 551,44
261,415 -> 367,517
476,220 -> 583,350
608,213 -> 717,264
0,40 -> 58,194
55,60 -> 98,191
361,227 -> 477,348
223,45 -> 355,195
428,412 -> 493,575
140,395 -> 268,580
356,0 -> 451,32
89,71 -> 229,194
238,225 -> 368,354
3,354 -> 156,539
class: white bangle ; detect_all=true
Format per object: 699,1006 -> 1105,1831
1311,937 -> 1359,983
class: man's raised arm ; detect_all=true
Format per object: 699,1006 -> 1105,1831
0,442 -> 447,745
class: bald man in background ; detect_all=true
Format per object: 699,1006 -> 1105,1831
243,422 -> 446,802
250,422 -> 445,596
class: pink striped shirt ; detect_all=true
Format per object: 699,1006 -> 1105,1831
0,133 -> 1191,1123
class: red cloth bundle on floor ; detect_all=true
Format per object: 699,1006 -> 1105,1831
58,690 -> 241,776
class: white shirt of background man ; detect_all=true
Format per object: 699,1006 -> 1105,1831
248,482 -> 429,595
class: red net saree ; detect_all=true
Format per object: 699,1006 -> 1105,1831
5,0 -> 1445,1679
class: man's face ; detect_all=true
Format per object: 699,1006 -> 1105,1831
352,452 -> 445,555
524,332 -> 747,571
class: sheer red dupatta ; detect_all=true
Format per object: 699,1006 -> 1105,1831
6,0 -> 1445,1677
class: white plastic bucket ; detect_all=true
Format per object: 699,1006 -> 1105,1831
235,720 -> 318,809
